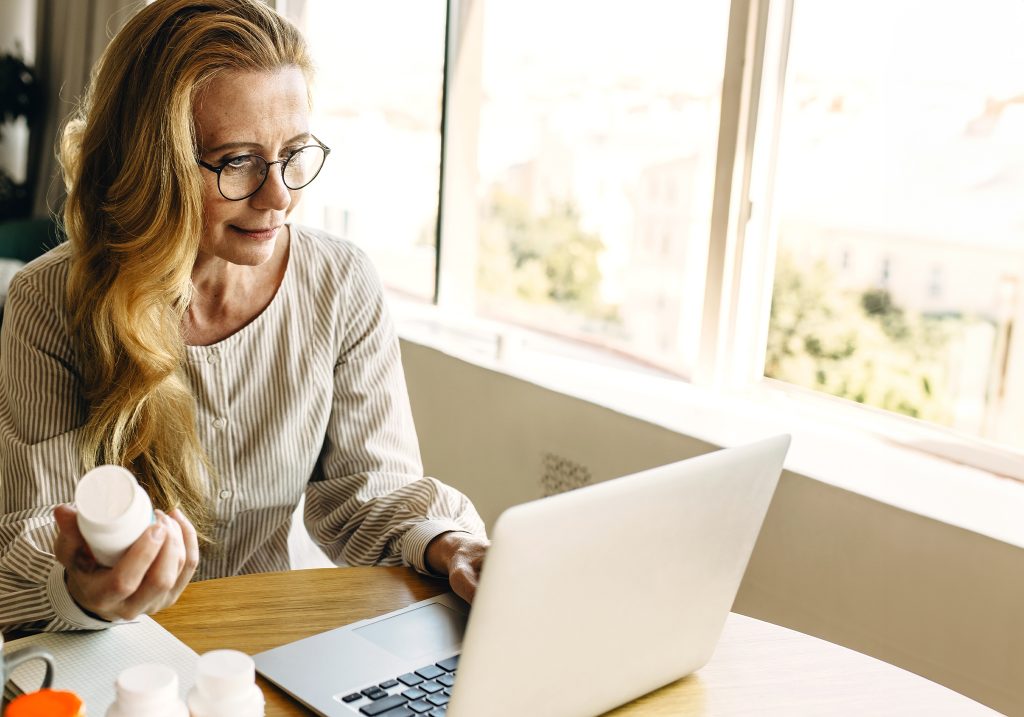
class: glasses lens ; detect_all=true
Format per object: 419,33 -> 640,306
219,155 -> 267,200
282,145 -> 327,190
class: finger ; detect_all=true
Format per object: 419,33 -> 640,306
52,504 -> 99,571
119,515 -> 184,619
100,521 -> 166,607
157,511 -> 186,573
52,505 -> 81,568
450,565 -> 478,604
168,509 -> 199,595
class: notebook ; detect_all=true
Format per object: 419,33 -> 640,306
3,615 -> 199,712
254,434 -> 791,717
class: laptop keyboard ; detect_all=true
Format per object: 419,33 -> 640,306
335,654 -> 459,716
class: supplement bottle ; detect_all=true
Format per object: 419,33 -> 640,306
187,650 -> 265,717
106,663 -> 189,717
75,465 -> 154,566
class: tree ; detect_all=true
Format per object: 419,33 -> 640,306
478,190 -> 613,320
766,249 -> 956,423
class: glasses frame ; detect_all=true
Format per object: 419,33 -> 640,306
197,134 -> 331,201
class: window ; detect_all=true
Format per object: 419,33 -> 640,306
281,0 -> 1024,468
468,0 -> 730,376
763,0 -> 1024,448
281,0 -> 447,301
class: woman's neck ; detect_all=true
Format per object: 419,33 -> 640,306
184,227 -> 291,346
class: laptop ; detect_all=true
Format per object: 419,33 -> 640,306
254,434 -> 790,717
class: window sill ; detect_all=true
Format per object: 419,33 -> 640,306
392,297 -> 1024,550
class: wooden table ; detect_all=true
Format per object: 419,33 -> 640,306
153,567 -> 998,716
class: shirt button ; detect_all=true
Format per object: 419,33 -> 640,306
212,417 -> 227,429
218,489 -> 232,500
207,351 -> 220,365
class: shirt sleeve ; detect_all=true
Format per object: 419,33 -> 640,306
303,251 -> 485,573
0,267 -> 112,632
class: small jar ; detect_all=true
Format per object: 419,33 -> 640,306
187,650 -> 265,717
4,689 -> 85,717
75,465 -> 154,567
106,663 -> 189,717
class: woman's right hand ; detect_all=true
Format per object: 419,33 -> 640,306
53,504 -> 199,622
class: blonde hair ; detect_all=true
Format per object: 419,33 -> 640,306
61,0 -> 313,542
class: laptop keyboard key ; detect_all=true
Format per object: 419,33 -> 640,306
436,656 -> 459,672
342,692 -> 362,703
359,694 -> 409,715
419,681 -> 443,694
402,688 -> 427,701
415,665 -> 445,681
407,700 -> 432,714
397,673 -> 423,687
362,686 -> 388,700
376,708 -> 414,717
437,673 -> 455,688
379,679 -> 400,689
426,693 -> 449,706
428,708 -> 447,717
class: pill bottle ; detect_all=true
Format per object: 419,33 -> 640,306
187,650 -> 265,717
4,689 -> 85,717
106,663 -> 188,717
75,465 -> 154,566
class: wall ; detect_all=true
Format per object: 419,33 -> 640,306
401,338 -> 1024,716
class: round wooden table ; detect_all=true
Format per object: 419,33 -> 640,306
153,567 -> 998,716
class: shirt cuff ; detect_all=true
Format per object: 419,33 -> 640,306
401,519 -> 474,577
46,563 -> 117,631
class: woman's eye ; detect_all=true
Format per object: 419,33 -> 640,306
226,155 -> 255,169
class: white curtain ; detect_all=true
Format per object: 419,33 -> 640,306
30,0 -> 137,218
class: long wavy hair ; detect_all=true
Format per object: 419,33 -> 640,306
61,0 -> 313,542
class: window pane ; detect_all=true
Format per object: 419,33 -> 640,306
475,1 -> 730,376
765,0 -> 1024,447
284,1 -> 445,300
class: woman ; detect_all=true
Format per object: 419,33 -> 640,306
0,0 -> 486,632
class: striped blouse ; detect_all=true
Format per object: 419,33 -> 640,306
0,225 -> 485,632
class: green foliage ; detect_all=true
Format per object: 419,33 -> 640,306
478,190 -> 613,320
765,250 -> 961,423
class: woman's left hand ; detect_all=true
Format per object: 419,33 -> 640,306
425,531 -> 489,603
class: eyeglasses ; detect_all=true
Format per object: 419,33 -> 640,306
197,135 -> 331,201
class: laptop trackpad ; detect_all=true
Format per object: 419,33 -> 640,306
354,602 -> 467,661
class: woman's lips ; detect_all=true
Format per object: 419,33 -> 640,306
231,225 -> 281,240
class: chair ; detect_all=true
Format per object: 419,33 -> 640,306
0,217 -> 63,263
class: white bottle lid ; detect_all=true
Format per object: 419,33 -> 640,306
107,663 -> 188,717
187,650 -> 265,717
75,465 -> 154,567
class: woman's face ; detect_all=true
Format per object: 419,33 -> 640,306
194,67 -> 310,267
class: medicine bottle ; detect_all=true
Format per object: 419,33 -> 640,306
3,689 -> 85,717
75,465 -> 154,566
106,663 -> 189,717
187,650 -> 265,717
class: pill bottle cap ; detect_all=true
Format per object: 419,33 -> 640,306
187,650 -> 264,717
115,663 -> 180,708
195,650 -> 256,698
4,689 -> 85,717
75,465 -> 144,533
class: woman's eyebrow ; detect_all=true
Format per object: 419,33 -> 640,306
203,132 -> 312,155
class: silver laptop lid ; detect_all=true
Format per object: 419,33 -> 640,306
447,434 -> 790,717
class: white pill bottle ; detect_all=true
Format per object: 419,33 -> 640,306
187,650 -> 265,717
106,663 -> 189,717
75,465 -> 154,566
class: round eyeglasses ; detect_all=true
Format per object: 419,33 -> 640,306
198,135 -> 331,201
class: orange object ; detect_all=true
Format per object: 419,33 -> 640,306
4,689 -> 85,717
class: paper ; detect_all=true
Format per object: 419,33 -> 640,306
3,615 -> 199,713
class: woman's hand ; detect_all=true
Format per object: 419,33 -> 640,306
425,531 -> 489,604
53,504 -> 199,622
